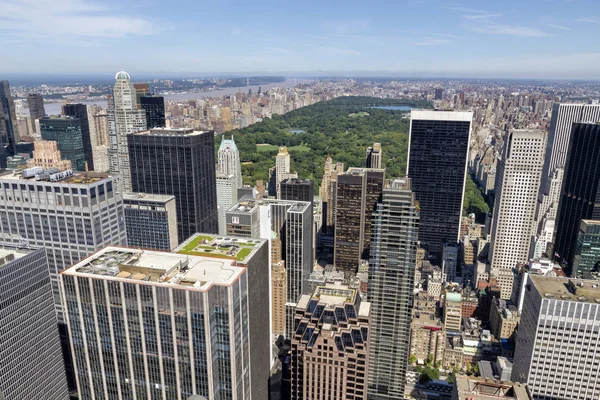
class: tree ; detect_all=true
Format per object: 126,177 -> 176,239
447,372 -> 456,384
419,366 -> 440,384
408,354 -> 417,365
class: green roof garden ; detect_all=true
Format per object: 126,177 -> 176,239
176,234 -> 262,262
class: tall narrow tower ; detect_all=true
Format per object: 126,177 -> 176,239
276,146 -> 291,198
108,70 -> 147,192
217,136 -> 243,188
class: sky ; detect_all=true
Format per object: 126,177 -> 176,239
1,0 -> 600,79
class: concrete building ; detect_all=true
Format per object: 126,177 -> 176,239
62,235 -> 270,400
128,128 -> 218,241
226,199 -> 262,238
489,298 -> 519,340
513,275 -> 600,399
409,312 -> 445,365
108,70 -> 147,192
0,244 -> 69,400
26,140 -> 72,170
334,167 -> 385,272
489,130 -> 546,299
572,219 -> 600,278
275,146 -> 291,198
39,117 -> 86,171
368,178 -> 419,399
444,292 -> 463,332
443,241 -> 459,282
272,259 -> 287,339
123,193 -> 178,251
91,112 -> 110,171
217,173 -> 238,235
366,142 -> 382,169
27,93 -> 45,134
217,136 -> 243,189
453,376 -> 532,400
292,284 -> 371,400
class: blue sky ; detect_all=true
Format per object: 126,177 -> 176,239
1,0 -> 600,78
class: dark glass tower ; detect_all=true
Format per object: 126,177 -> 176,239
280,178 -> 314,208
128,128 -> 218,241
140,96 -> 166,128
554,122 -> 600,273
62,103 -> 94,170
28,93 -> 46,130
39,117 -> 86,171
407,110 -> 472,260
0,80 -> 18,157
368,178 -> 419,399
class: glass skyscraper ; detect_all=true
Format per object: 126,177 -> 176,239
62,103 -> 94,170
140,95 -> 166,129
572,219 -> 600,278
39,117 -> 86,171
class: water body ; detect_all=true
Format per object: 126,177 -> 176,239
368,105 -> 413,111
42,78 -> 313,115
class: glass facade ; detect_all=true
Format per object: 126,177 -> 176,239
140,96 -> 166,129
572,220 -> 600,278
39,117 -> 86,171
62,104 -> 94,170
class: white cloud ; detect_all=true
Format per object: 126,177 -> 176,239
319,47 -> 361,56
415,38 -> 451,46
463,13 -> 502,20
574,16 -> 599,24
548,23 -> 570,31
465,22 -> 551,37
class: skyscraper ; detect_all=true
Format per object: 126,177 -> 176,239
488,130 -> 546,299
128,128 -> 218,241
217,136 -> 243,188
0,244 -> 69,400
407,110 -> 472,259
572,220 -> 600,278
280,178 -> 314,205
368,178 -> 419,399
27,93 -> 45,134
123,193 -> 178,251
108,70 -> 147,192
0,80 -> 19,157
512,275 -> 600,400
333,167 -> 385,272
554,122 -> 600,272
62,236 -> 270,400
62,103 -> 94,170
25,140 -> 72,171
140,95 -> 166,128
217,173 -> 239,235
39,117 -> 86,171
291,285 -> 371,400
366,142 -> 382,169
276,146 -> 291,198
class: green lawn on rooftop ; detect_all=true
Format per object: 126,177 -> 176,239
181,235 -> 215,252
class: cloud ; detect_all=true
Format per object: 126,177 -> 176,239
262,47 -> 295,55
548,23 -> 570,31
0,0 -> 157,42
463,13 -> 502,20
319,47 -> 361,56
322,19 -> 370,35
574,16 -> 599,24
415,38 -> 452,46
465,22 -> 551,37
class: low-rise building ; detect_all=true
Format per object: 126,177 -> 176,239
410,312 -> 445,364
444,292 -> 462,332
489,298 -> 519,340
452,376 -> 532,400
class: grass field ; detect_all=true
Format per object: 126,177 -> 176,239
256,144 -> 311,152
349,111 -> 370,118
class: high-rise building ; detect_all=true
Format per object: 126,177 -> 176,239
280,178 -> 314,205
407,110 -> 472,259
217,136 -> 243,189
62,235 -> 270,400
442,241 -> 459,282
434,88 -> 444,100
368,178 -> 419,399
512,275 -> 600,400
366,142 -> 382,169
217,173 -> 239,235
291,284 -> 371,400
276,146 -> 291,198
128,128 -> 218,241
554,122 -> 600,273
488,130 -> 545,299
27,93 -> 45,134
108,70 -> 147,192
572,220 -> 600,278
26,140 -> 72,170
140,95 -> 166,128
272,259 -> 287,339
226,199 -> 262,238
453,376 -> 532,400
0,244 -> 69,400
123,192 -> 178,251
334,167 -> 385,272
0,80 -> 19,157
39,117 -> 86,171
92,112 -> 110,171
62,103 -> 94,170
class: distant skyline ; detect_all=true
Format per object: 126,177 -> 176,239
1,0 -> 600,79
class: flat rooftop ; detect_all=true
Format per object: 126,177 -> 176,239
411,109 -> 473,122
454,376 -> 532,399
176,233 -> 265,264
63,246 -> 245,290
123,193 -> 176,202
227,198 -> 311,214
0,169 -> 110,184
131,128 -> 210,137
530,275 -> 600,303
0,244 -> 33,265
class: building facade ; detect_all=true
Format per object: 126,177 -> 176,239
62,103 -> 94,170
217,136 -> 243,189
27,93 -> 45,134
123,192 -> 178,251
488,130 -> 545,299
140,95 -> 166,128
572,219 -> 600,278
365,142 -> 382,169
0,244 -> 69,400
0,80 -> 19,159
407,110 -> 472,259
26,140 -> 72,170
39,117 -> 86,171
218,174 -> 239,235
276,146 -> 291,198
128,128 -> 218,241
368,178 -> 419,399
453,376 -> 532,400
292,285 -> 371,400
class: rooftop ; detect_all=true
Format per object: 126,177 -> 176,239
0,168 -> 111,184
227,198 -> 311,214
530,275 -> 600,303
454,376 -> 532,399
131,128 -> 211,137
0,244 -> 33,266
63,246 -> 245,290
123,193 -> 176,203
176,233 -> 265,264
411,109 -> 473,122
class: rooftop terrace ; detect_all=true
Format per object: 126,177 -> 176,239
176,233 -> 265,263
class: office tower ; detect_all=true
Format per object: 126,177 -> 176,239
27,93 -> 45,133
442,242 -> 459,282
444,292 -> 462,332
280,178 -> 314,205
512,275 -> 600,400
291,285 -> 371,400
217,174 -> 238,235
407,110 -> 472,259
140,95 -> 166,128
26,140 -> 72,170
320,158 -> 345,232
366,142 -> 382,169
272,259 -> 287,339
123,193 -> 178,251
0,169 -> 127,318
108,70 -> 147,192
217,136 -> 243,188
276,146 -> 291,198
334,167 -> 385,272
434,88 -> 444,100
0,80 -> 19,156
453,376 -> 532,400
226,199 -> 262,237
133,82 -> 149,106
554,122 -> 600,273
62,236 -> 270,400
488,130 -> 545,299
16,115 -> 32,138
368,178 -> 419,399
0,244 -> 69,400
39,117 -> 86,171
92,112 -> 110,171
62,103 -> 94,170
128,128 -> 218,241
0,131 -> 6,169
572,220 -> 600,278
